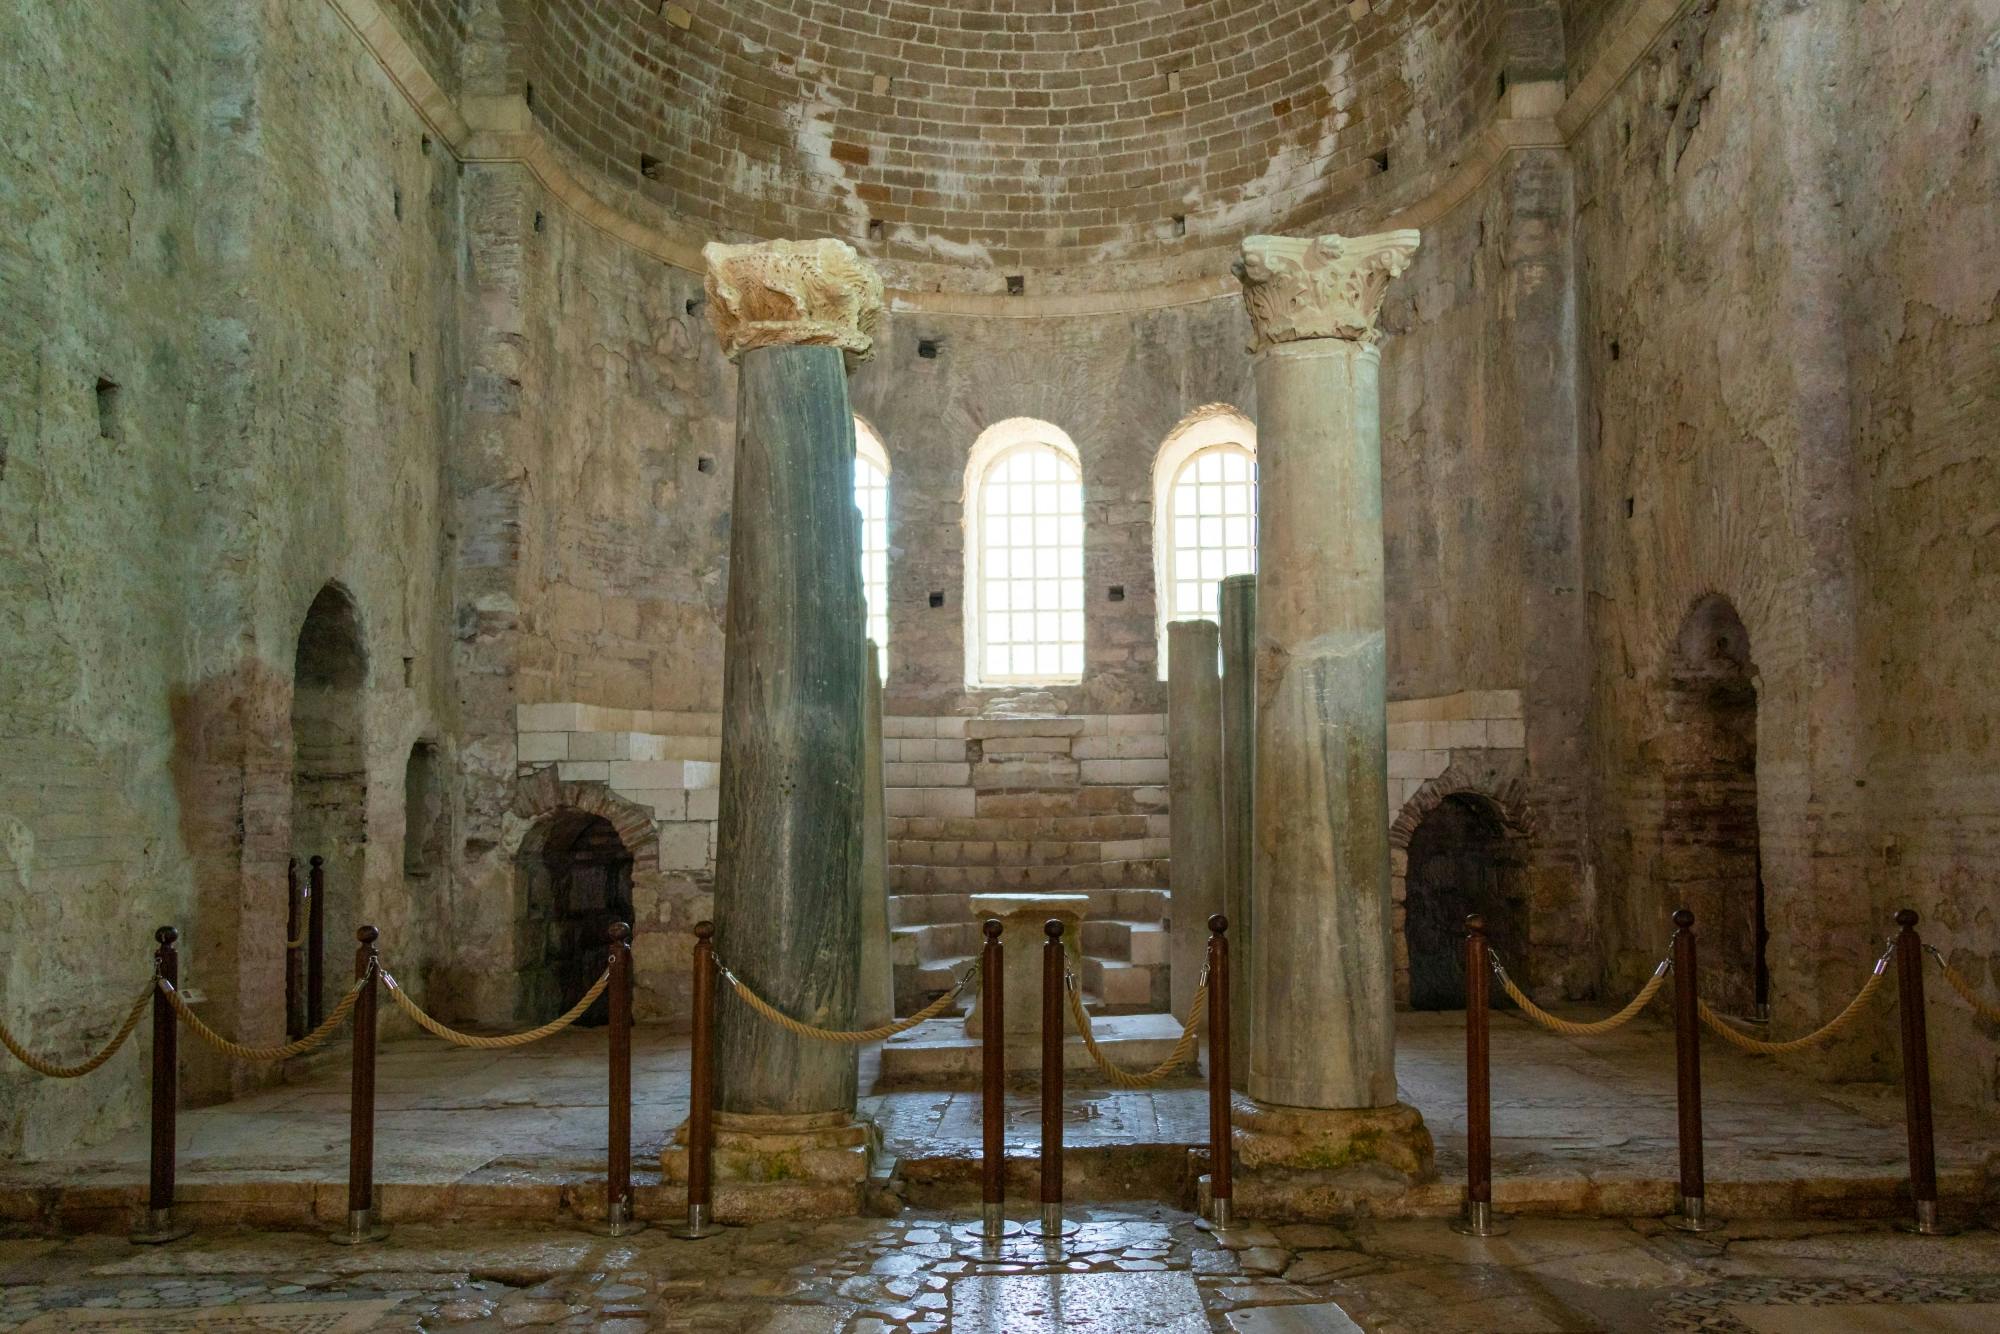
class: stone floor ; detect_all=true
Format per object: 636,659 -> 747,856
4,1209 -> 2000,1331
3,1010 -> 1996,1229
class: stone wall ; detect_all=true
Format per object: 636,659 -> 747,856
1570,0 -> 2000,1102
0,0 -> 461,1152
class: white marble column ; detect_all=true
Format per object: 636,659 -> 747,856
858,640 -> 893,1028
1218,574 -> 1256,1090
1237,232 -> 1420,1112
1168,619 -> 1226,1023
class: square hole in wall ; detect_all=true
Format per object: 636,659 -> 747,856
1107,586 -> 1126,602
1172,214 -> 1186,236
1625,497 -> 1635,518
1006,275 -> 1025,296
686,297 -> 702,316
928,591 -> 946,608
697,456 -> 715,474
533,210 -> 545,233
917,338 -> 940,359
640,154 -> 664,181
868,218 -> 884,242
95,377 -> 121,441
392,185 -> 403,219
1370,148 -> 1390,174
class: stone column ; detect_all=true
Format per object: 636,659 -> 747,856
1218,574 -> 1256,1089
858,640 -> 894,1028
1167,619 -> 1226,1023
705,239 -> 884,1120
1231,233 -> 1431,1176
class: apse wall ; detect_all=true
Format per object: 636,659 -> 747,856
524,0 -> 1505,290
0,0 -> 461,1153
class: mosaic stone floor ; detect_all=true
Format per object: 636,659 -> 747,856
3,1210 -> 1999,1331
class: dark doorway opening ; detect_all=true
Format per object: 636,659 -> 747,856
1404,794 -> 1529,1011
291,584 -> 366,1025
1662,594 -> 1763,1016
519,812 -> 633,1026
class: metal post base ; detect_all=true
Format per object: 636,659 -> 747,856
954,1204 -> 1023,1243
668,1202 -> 725,1240
1897,1199 -> 1958,1236
130,1207 -> 194,1246
327,1208 -> 391,1246
1027,1203 -> 1078,1239
1449,1200 -> 1511,1238
1665,1195 -> 1726,1233
593,1199 -> 649,1237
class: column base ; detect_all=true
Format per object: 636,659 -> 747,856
1229,1098 -> 1435,1220
661,1109 -> 874,1223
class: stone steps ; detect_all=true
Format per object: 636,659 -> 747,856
889,861 -> 1169,893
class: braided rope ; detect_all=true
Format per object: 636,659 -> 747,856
0,985 -> 153,1079
1495,956 -> 1671,1037
1928,948 -> 2000,1025
163,974 -> 364,1062
382,968 -> 609,1048
1064,970 -> 1204,1089
1697,944 -> 1894,1055
718,958 -> 975,1044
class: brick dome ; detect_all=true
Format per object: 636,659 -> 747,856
527,0 -> 1504,297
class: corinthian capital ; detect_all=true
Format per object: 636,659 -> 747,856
701,238 -> 885,365
1233,230 -> 1422,351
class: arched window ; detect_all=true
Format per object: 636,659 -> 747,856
855,418 -> 890,672
964,419 -> 1085,685
1153,408 -> 1257,673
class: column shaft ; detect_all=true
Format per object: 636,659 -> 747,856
714,343 -> 864,1116
1167,619 -> 1225,1022
1218,574 -> 1257,1089
1249,339 -> 1396,1110
858,640 -> 894,1028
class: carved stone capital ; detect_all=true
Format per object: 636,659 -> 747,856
701,239 -> 885,365
1233,230 -> 1422,351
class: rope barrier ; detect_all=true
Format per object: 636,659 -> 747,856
1697,943 -> 1895,1055
162,974 -> 365,1062
1494,956 -> 1671,1037
716,957 -> 976,1044
1926,947 -> 2000,1025
381,968 -> 610,1048
1064,969 -> 1204,1089
0,985 -> 153,1079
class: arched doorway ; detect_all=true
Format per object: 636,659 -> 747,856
1404,794 -> 1528,1010
517,811 -> 634,1025
1661,594 -> 1763,1016
291,584 -> 366,1023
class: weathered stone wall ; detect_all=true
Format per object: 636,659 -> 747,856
1571,0 -> 2000,1104
0,0 -> 461,1152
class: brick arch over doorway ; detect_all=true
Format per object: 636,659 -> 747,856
508,772 -> 661,1024
1389,765 -> 1533,1009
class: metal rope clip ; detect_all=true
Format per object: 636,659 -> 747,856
1652,956 -> 1674,978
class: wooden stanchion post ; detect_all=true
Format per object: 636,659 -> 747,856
1034,918 -> 1072,1240
1894,909 -> 1951,1234
307,855 -> 327,1029
1451,915 -> 1507,1236
330,925 -> 388,1244
132,927 -> 192,1244
1203,914 -> 1235,1230
286,860 -> 304,1040
600,921 -> 646,1236
1667,907 -> 1722,1232
672,921 -> 723,1239
978,918 -> 1016,1240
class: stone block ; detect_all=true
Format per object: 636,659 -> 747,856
1385,721 -> 1423,751
980,736 -> 1073,755
626,789 -> 687,820
1417,750 -> 1449,779
517,731 -> 569,762
685,786 -> 720,820
966,716 -> 1086,739
971,756 -> 1079,789
884,715 -> 931,738
607,760 -> 699,790
658,822 -> 712,871
556,761 -> 608,782
518,702 -> 585,731
568,730 -> 633,761
933,716 -> 970,738
1108,713 -> 1167,734
1442,719 -> 1488,749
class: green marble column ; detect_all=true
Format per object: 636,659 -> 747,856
1168,619 -> 1226,1023
1219,573 -> 1257,1090
703,239 -> 885,1119
858,640 -> 894,1028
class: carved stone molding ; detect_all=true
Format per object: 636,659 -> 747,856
1233,230 -> 1422,351
701,238 -> 885,364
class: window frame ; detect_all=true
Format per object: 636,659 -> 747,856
854,417 -> 891,676
962,418 -> 1086,688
